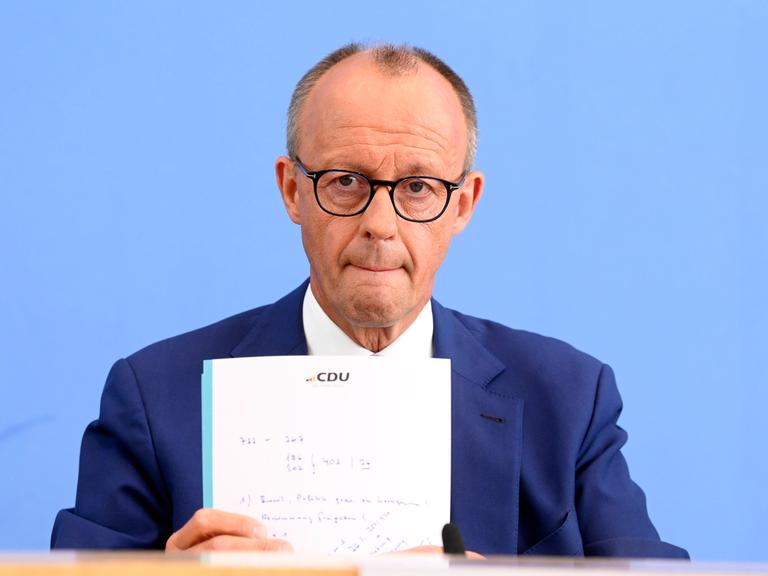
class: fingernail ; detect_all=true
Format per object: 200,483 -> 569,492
252,524 -> 267,539
276,540 -> 294,552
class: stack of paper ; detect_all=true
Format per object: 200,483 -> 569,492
202,355 -> 451,555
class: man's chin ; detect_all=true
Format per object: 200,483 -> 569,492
342,295 -> 410,330
345,308 -> 403,329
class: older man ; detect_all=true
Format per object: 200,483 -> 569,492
52,43 -> 688,558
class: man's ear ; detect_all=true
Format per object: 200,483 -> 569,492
451,170 -> 484,235
275,155 -> 301,224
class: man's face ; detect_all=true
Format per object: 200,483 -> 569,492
277,53 -> 483,343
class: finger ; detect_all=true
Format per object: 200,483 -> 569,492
466,551 -> 486,560
186,535 -> 294,552
166,509 -> 266,551
387,545 -> 443,555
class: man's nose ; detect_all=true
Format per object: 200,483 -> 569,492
359,185 -> 398,239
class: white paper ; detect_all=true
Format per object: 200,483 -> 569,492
205,355 -> 451,555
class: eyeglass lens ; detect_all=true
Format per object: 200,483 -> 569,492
315,171 -> 448,220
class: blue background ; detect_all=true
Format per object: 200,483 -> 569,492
1,0 -> 766,561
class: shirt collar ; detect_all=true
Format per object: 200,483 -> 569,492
302,284 -> 433,358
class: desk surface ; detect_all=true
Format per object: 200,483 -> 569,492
0,552 -> 353,576
1,553 -> 767,576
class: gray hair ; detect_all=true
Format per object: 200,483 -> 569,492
286,43 -> 478,172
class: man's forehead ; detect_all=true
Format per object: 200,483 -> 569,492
298,52 -> 467,171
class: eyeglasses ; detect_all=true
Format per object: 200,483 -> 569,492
293,157 -> 466,223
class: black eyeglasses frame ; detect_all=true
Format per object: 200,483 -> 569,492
293,157 -> 466,223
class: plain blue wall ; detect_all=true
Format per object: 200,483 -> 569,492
1,0 -> 766,561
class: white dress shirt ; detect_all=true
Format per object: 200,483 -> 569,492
302,284 -> 433,358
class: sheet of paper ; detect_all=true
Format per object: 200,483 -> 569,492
202,355 -> 451,555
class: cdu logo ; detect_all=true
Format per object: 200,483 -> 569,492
306,372 -> 350,383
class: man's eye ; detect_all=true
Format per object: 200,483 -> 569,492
404,179 -> 435,195
408,181 -> 425,193
337,175 -> 356,187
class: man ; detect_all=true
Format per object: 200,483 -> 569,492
52,43 -> 688,558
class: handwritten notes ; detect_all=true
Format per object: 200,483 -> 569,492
202,355 -> 451,555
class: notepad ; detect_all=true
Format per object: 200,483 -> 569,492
202,355 -> 451,555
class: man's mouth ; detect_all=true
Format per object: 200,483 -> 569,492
348,263 -> 401,273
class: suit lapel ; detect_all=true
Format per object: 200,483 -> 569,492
230,281 -> 309,358
433,299 -> 524,555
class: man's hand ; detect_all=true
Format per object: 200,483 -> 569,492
165,509 -> 293,552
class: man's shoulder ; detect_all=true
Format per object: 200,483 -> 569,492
125,282 -> 309,371
436,303 -> 606,389
444,304 -> 600,363
125,306 -> 266,370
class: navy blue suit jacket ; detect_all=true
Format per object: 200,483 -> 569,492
52,282 -> 687,558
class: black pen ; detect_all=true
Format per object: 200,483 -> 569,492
442,523 -> 466,555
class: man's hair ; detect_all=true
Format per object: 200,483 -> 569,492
286,42 -> 478,172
